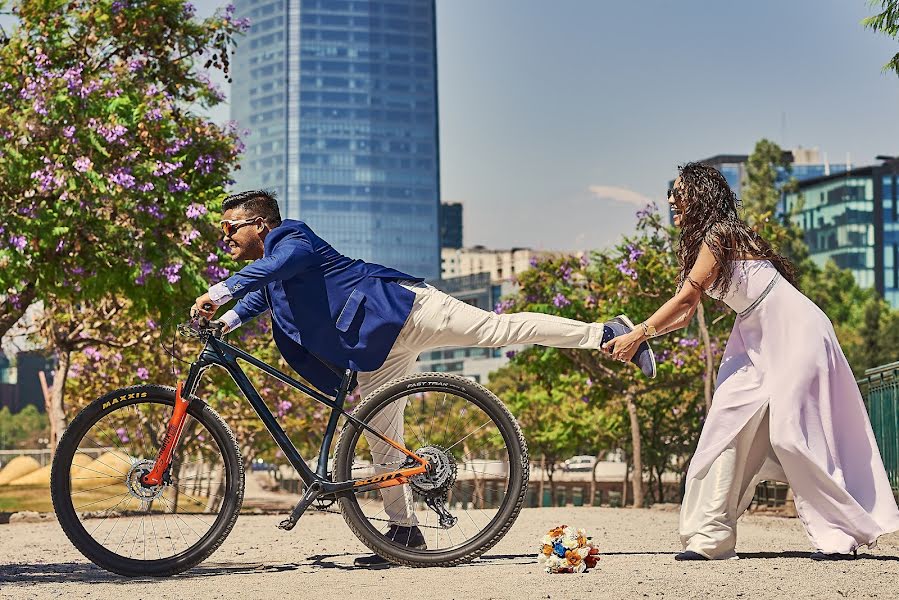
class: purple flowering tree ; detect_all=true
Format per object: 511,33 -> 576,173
491,204 -> 731,506
0,0 -> 249,449
0,0 -> 248,333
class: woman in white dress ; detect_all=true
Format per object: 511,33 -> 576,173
603,162 -> 899,560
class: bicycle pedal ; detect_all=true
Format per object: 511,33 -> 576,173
277,518 -> 297,531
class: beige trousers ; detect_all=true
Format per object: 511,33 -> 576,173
355,281 -> 607,525
679,405 -> 787,558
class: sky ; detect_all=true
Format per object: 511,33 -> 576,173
197,1 -> 899,251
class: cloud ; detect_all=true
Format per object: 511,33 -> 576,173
587,185 -> 655,208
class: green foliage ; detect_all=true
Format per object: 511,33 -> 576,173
488,205 -> 724,503
0,0 -> 247,322
0,404 -> 49,449
741,138 -> 809,269
863,1 -> 899,76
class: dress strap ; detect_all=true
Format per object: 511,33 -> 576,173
737,271 -> 780,318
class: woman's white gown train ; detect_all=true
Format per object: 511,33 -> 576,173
679,260 -> 899,558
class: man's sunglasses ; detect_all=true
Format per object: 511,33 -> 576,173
220,217 -> 262,237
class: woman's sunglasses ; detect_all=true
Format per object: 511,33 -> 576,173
667,187 -> 680,202
220,217 -> 261,237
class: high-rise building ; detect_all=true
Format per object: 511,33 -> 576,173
784,158 -> 899,307
231,0 -> 441,280
439,202 -> 462,249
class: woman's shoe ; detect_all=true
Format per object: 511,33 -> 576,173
674,550 -> 708,561
809,548 -> 857,561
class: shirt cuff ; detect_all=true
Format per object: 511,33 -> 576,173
208,282 -> 233,304
217,309 -> 242,333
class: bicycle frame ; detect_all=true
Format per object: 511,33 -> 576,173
141,331 -> 428,504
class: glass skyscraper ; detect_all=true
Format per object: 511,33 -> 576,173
231,0 -> 441,281
784,160 -> 899,308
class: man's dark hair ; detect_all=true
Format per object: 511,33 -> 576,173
222,190 -> 282,227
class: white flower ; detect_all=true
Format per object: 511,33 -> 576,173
562,535 -> 579,549
577,546 -> 590,558
576,561 -> 587,573
542,534 -> 554,545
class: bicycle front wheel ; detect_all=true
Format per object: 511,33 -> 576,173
50,385 -> 244,577
334,373 -> 529,566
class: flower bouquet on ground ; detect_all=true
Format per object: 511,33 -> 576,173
537,525 -> 600,573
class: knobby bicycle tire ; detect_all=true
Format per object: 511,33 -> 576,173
333,372 -> 529,567
50,384 -> 244,577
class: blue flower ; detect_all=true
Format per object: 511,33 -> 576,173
553,542 -> 567,557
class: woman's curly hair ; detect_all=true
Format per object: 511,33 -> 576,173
675,161 -> 798,297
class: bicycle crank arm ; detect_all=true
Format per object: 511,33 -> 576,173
277,481 -> 322,531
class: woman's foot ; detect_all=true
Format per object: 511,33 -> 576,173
809,548 -> 857,561
674,550 -> 708,561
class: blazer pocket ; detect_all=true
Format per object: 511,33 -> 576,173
335,288 -> 366,332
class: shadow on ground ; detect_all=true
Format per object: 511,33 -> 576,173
5,550 -> 898,584
0,561 -> 305,584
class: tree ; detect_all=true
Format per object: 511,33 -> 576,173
0,404 -> 49,449
741,139 -> 810,270
493,205 -> 724,506
490,363 -> 602,506
0,0 -> 248,338
0,0 -> 249,448
863,1 -> 899,76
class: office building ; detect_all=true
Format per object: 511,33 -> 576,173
231,0 -> 441,280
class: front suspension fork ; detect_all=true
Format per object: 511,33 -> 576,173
140,381 -> 190,486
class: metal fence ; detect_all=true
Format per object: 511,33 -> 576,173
0,448 -> 108,468
858,360 -> 899,495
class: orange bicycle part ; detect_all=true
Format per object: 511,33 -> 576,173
140,381 -> 189,486
352,434 -> 429,489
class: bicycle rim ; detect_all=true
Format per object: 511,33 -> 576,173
51,388 -> 242,575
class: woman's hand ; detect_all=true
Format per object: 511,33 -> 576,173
602,329 -> 644,363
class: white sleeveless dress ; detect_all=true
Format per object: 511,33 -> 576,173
679,260 -> 899,558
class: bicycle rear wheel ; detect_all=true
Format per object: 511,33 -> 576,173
334,373 -> 529,566
50,385 -> 244,576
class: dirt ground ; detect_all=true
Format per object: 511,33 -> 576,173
1,506 -> 898,600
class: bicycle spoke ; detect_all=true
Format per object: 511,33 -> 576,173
346,382 -> 525,559
60,395 -> 233,568
75,492 -> 131,511
445,420 -> 493,452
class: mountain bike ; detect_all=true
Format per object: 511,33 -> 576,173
50,313 -> 529,576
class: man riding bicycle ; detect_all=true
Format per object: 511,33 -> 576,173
193,190 -> 656,566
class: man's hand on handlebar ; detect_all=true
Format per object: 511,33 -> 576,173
192,293 -> 220,320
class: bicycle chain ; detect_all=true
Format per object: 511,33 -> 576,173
304,459 -> 457,531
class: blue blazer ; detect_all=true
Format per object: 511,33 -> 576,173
223,219 -> 424,394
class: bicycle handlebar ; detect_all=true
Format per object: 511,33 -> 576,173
179,302 -> 225,340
